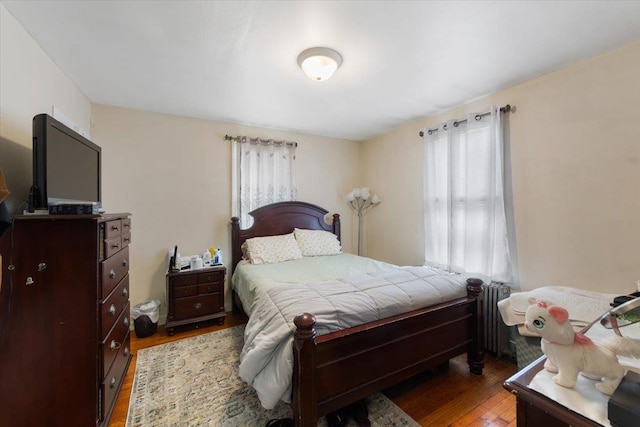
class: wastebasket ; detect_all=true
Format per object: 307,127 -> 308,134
131,299 -> 161,338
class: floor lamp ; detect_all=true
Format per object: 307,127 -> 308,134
346,187 -> 380,255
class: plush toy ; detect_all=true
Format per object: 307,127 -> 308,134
524,298 -> 625,395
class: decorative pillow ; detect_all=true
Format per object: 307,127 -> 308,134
294,228 -> 342,256
244,233 -> 303,264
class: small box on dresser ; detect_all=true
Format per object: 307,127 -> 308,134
166,265 -> 226,335
0,213 -> 132,427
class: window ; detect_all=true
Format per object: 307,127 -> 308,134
423,106 -> 512,283
231,137 -> 297,228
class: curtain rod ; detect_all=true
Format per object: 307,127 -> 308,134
224,134 -> 298,148
418,104 -> 512,137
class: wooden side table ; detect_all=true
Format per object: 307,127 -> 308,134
503,356 -> 603,427
165,265 -> 226,335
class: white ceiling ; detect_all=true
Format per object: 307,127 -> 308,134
4,1 -> 640,141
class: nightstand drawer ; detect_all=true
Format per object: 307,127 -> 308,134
198,271 -> 223,284
175,284 -> 198,298
173,294 -> 222,320
173,274 -> 198,287
199,282 -> 223,295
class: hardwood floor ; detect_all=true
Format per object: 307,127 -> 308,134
109,313 -> 517,427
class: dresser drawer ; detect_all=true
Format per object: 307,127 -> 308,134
173,294 -> 222,320
104,219 -> 123,239
104,236 -> 122,259
101,245 -> 130,299
121,232 -> 131,249
101,331 -> 131,421
101,303 -> 130,377
122,218 -> 132,234
199,282 -> 223,295
101,275 -> 130,337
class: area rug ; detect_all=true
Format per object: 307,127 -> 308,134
126,325 -> 419,427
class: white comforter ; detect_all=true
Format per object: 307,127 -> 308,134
238,266 -> 468,409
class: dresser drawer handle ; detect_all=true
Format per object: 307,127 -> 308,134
111,225 -> 119,231
109,269 -> 117,279
122,259 -> 128,267
124,317 -> 129,327
123,237 -> 130,243
110,340 -> 121,351
124,346 -> 130,357
110,376 -> 117,388
122,287 -> 128,297
111,244 -> 120,249
109,304 -> 117,316
194,302 -> 202,311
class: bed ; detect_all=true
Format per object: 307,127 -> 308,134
230,201 -> 485,426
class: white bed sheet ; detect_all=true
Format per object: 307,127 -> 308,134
231,253 -> 396,315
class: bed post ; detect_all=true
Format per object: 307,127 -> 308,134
231,216 -> 241,314
292,313 -> 318,427
466,278 -> 485,375
332,213 -> 341,240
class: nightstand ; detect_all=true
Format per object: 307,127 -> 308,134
165,265 -> 226,335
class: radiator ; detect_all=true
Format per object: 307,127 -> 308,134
483,282 -> 513,357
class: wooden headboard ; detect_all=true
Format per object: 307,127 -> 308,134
230,201 -> 341,275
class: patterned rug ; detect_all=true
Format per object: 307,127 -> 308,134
126,325 -> 419,427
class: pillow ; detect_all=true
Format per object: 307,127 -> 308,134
294,228 -> 342,256
244,232 -> 303,265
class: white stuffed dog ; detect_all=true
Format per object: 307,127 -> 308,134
524,298 -> 625,395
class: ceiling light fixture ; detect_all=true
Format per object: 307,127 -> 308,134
297,47 -> 343,81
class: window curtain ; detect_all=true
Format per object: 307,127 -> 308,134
232,137 -> 297,228
423,106 -> 512,283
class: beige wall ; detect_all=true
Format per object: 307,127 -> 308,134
0,3 -> 92,212
91,105 -> 362,321
363,40 -> 640,294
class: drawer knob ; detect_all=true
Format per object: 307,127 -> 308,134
109,269 -> 117,279
124,317 -> 129,327
111,225 -> 119,231
194,302 -> 202,311
110,376 -> 117,388
110,340 -> 121,351
111,244 -> 120,249
109,304 -> 117,316
122,259 -> 128,267
122,287 -> 128,297
124,347 -> 130,357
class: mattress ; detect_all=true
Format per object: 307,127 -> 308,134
231,253 -> 395,315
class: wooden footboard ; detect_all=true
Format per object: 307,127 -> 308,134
292,278 -> 484,426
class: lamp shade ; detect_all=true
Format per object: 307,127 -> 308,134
297,47 -> 342,81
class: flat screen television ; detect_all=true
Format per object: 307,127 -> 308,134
31,113 -> 101,210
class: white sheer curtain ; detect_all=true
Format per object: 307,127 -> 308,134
423,106 -> 512,283
232,137 -> 297,228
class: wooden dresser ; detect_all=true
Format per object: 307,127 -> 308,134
0,213 -> 132,427
503,357 -> 603,427
165,265 -> 225,335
